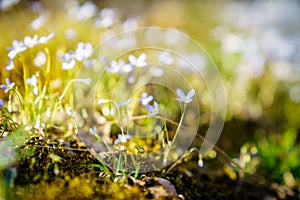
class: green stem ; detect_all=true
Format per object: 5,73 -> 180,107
111,100 -> 125,136
171,103 -> 186,146
58,79 -> 77,102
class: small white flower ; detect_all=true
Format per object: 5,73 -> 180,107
158,51 -> 174,65
0,78 -> 15,93
114,134 -> 132,145
30,14 -> 48,30
83,59 -> 97,68
23,35 -> 39,48
4,60 -> 14,71
75,42 -> 93,61
176,88 -> 195,104
94,8 -> 115,28
65,29 -> 77,40
7,40 -> 27,59
89,126 -> 97,135
128,53 -> 147,68
62,59 -> 76,70
0,0 -> 20,11
34,51 -> 47,67
98,98 -> 110,105
117,98 -> 133,107
39,32 -> 54,44
27,75 -> 39,95
139,92 -> 153,106
61,51 -> 76,62
146,101 -> 159,116
26,75 -> 38,86
106,60 -> 120,73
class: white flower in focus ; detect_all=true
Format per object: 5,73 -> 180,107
176,88 -> 195,104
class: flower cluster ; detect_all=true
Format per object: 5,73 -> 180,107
105,53 -> 147,74
61,42 -> 93,70
7,33 -> 54,60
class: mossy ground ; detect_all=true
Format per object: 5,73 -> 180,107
1,130 -> 297,200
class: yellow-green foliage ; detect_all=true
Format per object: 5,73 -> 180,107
16,173 -> 147,200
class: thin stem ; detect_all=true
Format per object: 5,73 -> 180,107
110,100 -> 125,136
171,103 -> 186,146
105,114 -> 241,169
58,79 -> 77,102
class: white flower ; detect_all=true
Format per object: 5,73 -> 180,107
106,60 -> 121,73
94,8 -> 115,28
34,51 -> 47,67
27,75 -> 39,95
176,88 -> 195,104
39,32 -> 54,44
30,14 -> 48,30
0,0 -> 20,11
62,59 -> 76,70
128,53 -> 147,68
26,75 -> 38,86
75,42 -> 93,61
98,98 -> 110,105
146,101 -> 159,116
7,40 -> 27,59
139,92 -> 153,106
23,35 -> 39,48
114,134 -> 132,145
158,51 -> 174,65
0,78 -> 15,93
4,60 -> 14,71
65,29 -> 77,40
117,98 -> 133,107
89,126 -> 97,135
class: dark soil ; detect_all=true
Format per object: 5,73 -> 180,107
1,134 -> 298,200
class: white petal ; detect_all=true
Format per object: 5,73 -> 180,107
128,55 -> 136,65
176,98 -> 185,103
186,89 -> 195,99
154,101 -> 158,109
137,53 -> 146,62
146,105 -> 154,112
176,88 -> 185,98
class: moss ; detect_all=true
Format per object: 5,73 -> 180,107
16,173 -> 147,200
